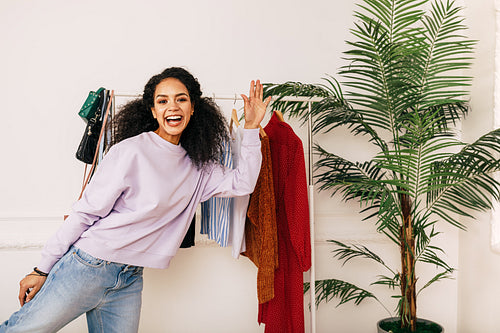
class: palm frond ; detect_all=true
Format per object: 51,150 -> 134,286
263,79 -> 393,153
304,279 -> 378,308
329,240 -> 387,267
418,245 -> 454,272
263,78 -> 346,123
370,191 -> 402,241
413,213 -> 440,254
371,273 -> 401,289
341,19 -> 406,133
314,144 -> 388,201
425,128 -> 500,227
356,0 -> 427,40
415,0 -> 476,123
341,0 -> 429,138
417,270 -> 455,296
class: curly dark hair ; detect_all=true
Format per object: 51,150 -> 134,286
109,67 -> 229,169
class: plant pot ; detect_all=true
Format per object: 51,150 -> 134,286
377,317 -> 444,333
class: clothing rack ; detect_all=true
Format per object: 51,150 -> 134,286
114,93 -> 320,333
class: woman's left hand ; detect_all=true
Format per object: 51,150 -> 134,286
18,272 -> 47,306
241,80 -> 271,129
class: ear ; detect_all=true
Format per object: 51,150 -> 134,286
151,107 -> 157,119
191,104 -> 194,115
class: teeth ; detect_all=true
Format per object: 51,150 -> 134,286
167,116 -> 182,121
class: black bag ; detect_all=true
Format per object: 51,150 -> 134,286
76,90 -> 108,164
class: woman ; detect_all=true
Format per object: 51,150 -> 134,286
0,67 -> 270,333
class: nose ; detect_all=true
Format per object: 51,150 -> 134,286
168,101 -> 180,110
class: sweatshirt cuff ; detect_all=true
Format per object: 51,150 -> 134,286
37,257 -> 56,275
240,128 -> 260,145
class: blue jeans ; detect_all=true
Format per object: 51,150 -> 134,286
0,246 -> 143,333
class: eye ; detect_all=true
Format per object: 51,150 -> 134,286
157,99 -> 168,104
177,97 -> 188,103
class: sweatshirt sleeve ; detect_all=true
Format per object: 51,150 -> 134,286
200,128 -> 262,202
38,145 -> 128,273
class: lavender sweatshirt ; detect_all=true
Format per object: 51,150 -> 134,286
38,128 -> 262,273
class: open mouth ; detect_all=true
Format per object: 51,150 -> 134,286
166,115 -> 183,125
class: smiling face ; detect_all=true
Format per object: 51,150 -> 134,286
151,78 -> 194,145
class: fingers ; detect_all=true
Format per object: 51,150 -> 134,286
240,94 -> 249,109
248,79 -> 264,100
18,282 -> 28,306
264,96 -> 272,108
18,274 -> 46,306
255,80 -> 263,100
249,80 -> 255,99
25,284 -> 42,304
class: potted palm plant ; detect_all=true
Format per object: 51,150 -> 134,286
263,0 -> 500,332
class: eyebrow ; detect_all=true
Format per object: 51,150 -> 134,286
155,93 -> 189,99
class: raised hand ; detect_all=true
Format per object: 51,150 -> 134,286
241,80 -> 272,129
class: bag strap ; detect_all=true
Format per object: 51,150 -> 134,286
78,90 -> 114,200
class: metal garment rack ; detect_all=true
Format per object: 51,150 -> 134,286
114,93 -> 321,333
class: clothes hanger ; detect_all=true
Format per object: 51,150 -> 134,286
275,110 -> 285,122
231,107 -> 266,137
229,95 -> 240,135
230,108 -> 240,135
259,125 -> 267,138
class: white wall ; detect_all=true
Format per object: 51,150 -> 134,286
0,0 -> 494,332
458,0 -> 500,332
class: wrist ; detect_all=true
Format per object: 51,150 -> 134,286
33,267 -> 48,277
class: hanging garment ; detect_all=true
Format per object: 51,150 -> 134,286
97,90 -> 111,164
243,134 -> 278,304
259,112 -> 311,333
180,214 -> 196,248
201,141 -> 233,247
228,124 -> 250,258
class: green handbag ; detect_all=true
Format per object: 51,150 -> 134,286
78,87 -> 105,121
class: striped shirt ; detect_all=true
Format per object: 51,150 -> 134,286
200,141 -> 233,247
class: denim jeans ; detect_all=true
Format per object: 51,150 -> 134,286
0,246 -> 143,333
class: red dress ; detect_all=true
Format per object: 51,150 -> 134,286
260,112 -> 312,332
